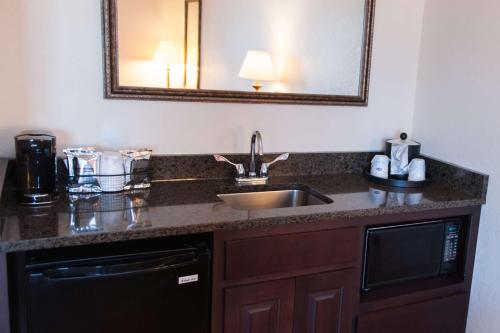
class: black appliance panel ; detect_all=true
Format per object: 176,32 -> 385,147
22,247 -> 211,333
363,219 -> 465,291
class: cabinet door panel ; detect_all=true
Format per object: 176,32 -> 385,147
225,228 -> 358,281
357,293 -> 467,333
225,279 -> 295,333
294,269 -> 356,333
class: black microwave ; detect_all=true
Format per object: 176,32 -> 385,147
362,218 -> 466,291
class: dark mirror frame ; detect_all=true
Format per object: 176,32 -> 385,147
102,0 -> 376,106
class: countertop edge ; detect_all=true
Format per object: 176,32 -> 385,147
0,198 -> 484,253
0,152 -> 489,253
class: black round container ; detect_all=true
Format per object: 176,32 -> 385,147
364,170 -> 431,188
15,131 -> 58,205
384,132 -> 421,161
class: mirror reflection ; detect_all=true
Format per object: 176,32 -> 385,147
117,0 -> 201,89
115,0 -> 367,95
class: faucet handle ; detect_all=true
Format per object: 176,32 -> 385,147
213,155 -> 245,177
260,153 -> 289,177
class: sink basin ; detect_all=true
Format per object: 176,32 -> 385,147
217,185 -> 333,211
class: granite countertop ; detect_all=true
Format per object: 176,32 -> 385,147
0,153 -> 489,253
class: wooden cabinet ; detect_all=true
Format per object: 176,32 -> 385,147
223,270 -> 357,333
357,293 -> 468,333
213,206 -> 482,333
224,279 -> 295,333
225,228 -> 358,281
294,270 -> 356,333
217,226 -> 361,332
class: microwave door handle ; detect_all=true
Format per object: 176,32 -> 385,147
37,253 -> 201,281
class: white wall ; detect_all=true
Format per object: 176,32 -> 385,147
0,0 -> 425,157
412,0 -> 500,331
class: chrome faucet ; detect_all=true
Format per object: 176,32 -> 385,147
249,131 -> 263,177
214,131 -> 289,184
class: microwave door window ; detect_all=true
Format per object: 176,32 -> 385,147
366,223 -> 445,289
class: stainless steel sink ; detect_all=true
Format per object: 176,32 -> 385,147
217,186 -> 333,211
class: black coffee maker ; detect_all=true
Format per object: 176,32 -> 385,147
15,131 -> 58,205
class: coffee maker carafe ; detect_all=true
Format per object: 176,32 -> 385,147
15,131 -> 57,205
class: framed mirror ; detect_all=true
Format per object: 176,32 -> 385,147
103,0 -> 375,105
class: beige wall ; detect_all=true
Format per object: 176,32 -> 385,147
0,0 -> 425,157
412,0 -> 500,331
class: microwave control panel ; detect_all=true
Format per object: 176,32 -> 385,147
443,223 -> 461,262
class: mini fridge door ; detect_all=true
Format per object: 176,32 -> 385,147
23,248 -> 211,333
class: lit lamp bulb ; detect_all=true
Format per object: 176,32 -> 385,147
238,50 -> 276,92
152,41 -> 175,88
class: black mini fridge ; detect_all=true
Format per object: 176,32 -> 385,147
13,239 -> 211,333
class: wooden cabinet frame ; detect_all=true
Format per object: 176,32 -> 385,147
211,206 -> 482,333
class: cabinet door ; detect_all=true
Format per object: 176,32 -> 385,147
224,279 -> 295,333
357,293 -> 468,333
294,269 -> 356,333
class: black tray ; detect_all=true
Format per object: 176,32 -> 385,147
364,170 -> 431,188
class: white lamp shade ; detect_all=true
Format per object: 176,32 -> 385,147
238,50 -> 276,81
152,41 -> 175,64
